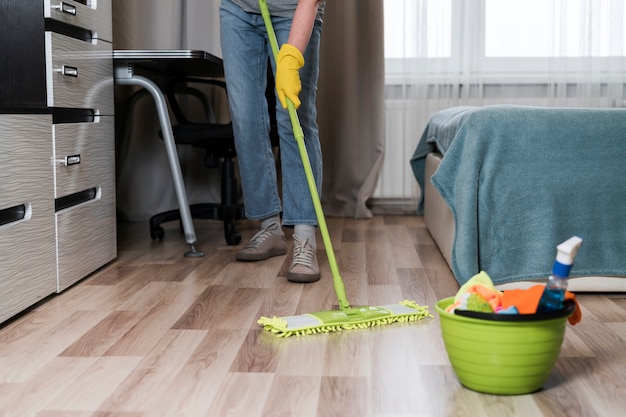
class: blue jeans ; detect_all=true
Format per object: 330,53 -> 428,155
219,0 -> 323,226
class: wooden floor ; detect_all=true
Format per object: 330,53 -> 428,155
0,215 -> 625,416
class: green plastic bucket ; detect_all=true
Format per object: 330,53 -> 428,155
436,297 -> 574,395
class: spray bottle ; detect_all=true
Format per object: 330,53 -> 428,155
536,236 -> 583,313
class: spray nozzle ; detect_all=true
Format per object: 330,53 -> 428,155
552,236 -> 583,278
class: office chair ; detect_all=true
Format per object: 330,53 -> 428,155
149,64 -> 280,246
149,76 -> 243,245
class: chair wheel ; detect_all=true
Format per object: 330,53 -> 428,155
225,232 -> 241,246
150,226 -> 165,241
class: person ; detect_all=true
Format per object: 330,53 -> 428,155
219,0 -> 325,283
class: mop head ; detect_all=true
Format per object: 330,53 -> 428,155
258,300 -> 433,337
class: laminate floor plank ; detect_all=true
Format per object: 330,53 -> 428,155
98,329 -> 207,413
144,328 -> 248,417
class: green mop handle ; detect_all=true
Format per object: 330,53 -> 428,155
259,0 -> 351,312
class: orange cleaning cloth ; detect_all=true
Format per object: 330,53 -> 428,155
501,285 -> 582,325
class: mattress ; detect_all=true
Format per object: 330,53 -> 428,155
424,152 -> 626,292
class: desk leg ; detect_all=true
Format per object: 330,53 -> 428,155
116,75 -> 204,257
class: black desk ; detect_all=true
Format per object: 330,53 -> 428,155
114,50 -> 225,257
114,49 -> 224,78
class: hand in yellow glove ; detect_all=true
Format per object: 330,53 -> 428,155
276,43 -> 305,109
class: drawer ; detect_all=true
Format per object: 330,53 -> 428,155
0,201 -> 57,322
56,185 -> 116,291
46,32 -> 114,115
54,116 -> 115,198
45,0 -> 113,42
0,116 -> 53,208
0,115 -> 57,323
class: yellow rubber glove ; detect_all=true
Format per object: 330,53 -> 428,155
276,43 -> 305,109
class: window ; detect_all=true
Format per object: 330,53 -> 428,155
384,0 -> 626,79
384,0 -> 451,58
485,0 -> 626,57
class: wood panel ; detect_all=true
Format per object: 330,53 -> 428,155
0,115 -> 57,323
0,0 -> 47,109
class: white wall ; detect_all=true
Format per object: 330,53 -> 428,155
112,0 -> 221,54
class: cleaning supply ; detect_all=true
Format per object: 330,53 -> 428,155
446,271 -> 503,313
256,0 -> 432,337
502,285 -> 582,325
436,296 -> 575,395
536,236 -> 583,313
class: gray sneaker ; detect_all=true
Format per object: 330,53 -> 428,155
287,234 -> 320,283
236,222 -> 287,261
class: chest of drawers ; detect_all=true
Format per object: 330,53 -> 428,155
46,0 -> 117,292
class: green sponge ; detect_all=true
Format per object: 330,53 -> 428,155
465,293 -> 494,312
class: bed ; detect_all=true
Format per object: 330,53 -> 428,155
410,105 -> 626,291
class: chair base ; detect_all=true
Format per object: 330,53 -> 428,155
149,155 -> 244,247
149,203 -> 245,246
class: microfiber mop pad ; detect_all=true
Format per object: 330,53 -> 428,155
259,301 -> 432,338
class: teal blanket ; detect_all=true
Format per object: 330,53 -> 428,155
410,105 -> 626,286
410,106 -> 479,214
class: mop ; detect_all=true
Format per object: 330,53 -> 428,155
257,0 -> 432,337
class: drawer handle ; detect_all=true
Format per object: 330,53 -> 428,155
60,65 -> 79,77
55,188 -> 98,212
65,154 -> 81,166
0,204 -> 32,227
57,2 -> 77,16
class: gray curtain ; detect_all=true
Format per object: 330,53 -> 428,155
112,0 -> 384,221
318,0 -> 385,218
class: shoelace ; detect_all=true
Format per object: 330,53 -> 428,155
244,223 -> 276,249
292,235 -> 316,268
